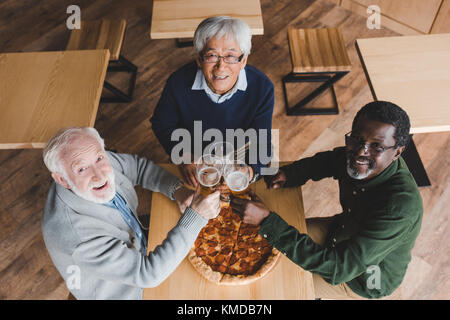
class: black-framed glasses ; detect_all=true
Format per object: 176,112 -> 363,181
201,53 -> 244,64
345,132 -> 397,155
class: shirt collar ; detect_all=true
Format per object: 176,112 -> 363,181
192,68 -> 247,103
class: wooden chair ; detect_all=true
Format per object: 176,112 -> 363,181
66,19 -> 137,103
283,27 -> 351,116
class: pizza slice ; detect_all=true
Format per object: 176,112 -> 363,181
188,193 -> 281,286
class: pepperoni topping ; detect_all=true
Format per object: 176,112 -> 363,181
193,205 -> 275,277
195,247 -> 206,256
194,238 -> 203,247
248,252 -> 260,261
206,240 -> 218,247
217,265 -> 227,273
240,260 -> 250,270
202,256 -> 214,265
218,228 -> 234,236
207,248 -> 218,256
221,246 -> 232,255
236,249 -> 248,258
203,226 -> 216,235
215,254 -> 226,264
229,255 -> 238,265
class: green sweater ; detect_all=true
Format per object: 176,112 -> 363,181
259,147 -> 423,298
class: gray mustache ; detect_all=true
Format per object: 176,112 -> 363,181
347,152 -> 375,168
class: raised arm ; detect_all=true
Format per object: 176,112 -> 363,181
278,147 -> 345,188
72,207 -> 208,288
106,151 -> 182,200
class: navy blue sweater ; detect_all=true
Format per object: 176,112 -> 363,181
150,62 -> 274,176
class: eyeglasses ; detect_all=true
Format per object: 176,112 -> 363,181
201,53 -> 244,64
345,132 -> 397,155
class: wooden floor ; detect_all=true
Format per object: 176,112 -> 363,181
0,0 -> 448,300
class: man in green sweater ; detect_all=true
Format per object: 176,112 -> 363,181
231,101 -> 423,299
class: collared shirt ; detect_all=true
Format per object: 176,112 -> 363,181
191,68 -> 247,104
258,147 -> 423,299
105,192 -> 147,254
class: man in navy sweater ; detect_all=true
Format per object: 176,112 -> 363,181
150,16 -> 274,186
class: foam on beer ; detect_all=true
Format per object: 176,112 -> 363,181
198,167 -> 221,187
226,171 -> 249,192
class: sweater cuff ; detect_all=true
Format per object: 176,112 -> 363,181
258,211 -> 289,245
177,207 -> 208,236
168,179 -> 184,201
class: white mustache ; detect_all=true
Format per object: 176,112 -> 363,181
89,171 -> 115,190
91,181 -> 107,189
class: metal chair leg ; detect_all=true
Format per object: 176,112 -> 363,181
283,71 -> 348,116
100,55 -> 137,103
401,135 -> 431,187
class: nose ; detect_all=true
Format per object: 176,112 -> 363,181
91,165 -> 106,182
356,143 -> 370,156
214,57 -> 226,69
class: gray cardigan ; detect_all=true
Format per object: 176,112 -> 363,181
42,152 -> 208,300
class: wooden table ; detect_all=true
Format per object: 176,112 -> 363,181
356,33 -> 450,186
143,164 -> 315,300
0,50 -> 109,149
150,0 -> 264,40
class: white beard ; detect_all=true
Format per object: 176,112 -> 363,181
65,170 -> 116,204
346,158 -> 374,180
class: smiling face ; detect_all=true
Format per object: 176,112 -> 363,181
52,134 -> 115,203
196,36 -> 248,95
346,116 -> 405,181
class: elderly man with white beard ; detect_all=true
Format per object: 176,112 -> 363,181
41,127 -> 220,300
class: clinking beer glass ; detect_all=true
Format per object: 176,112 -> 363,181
223,160 -> 251,199
196,154 -> 223,196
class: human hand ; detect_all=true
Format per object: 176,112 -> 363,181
230,190 -> 270,225
264,169 -> 287,189
179,163 -> 198,188
173,185 -> 194,214
189,188 -> 220,220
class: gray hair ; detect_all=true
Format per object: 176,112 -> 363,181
193,16 -> 252,56
43,127 -> 105,174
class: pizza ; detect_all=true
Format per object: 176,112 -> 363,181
188,203 -> 281,285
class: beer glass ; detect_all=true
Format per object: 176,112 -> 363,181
196,154 -> 223,196
224,160 -> 251,198
204,141 -> 234,160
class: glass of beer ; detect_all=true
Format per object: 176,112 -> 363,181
224,160 -> 251,199
204,141 -> 234,160
196,154 -> 223,196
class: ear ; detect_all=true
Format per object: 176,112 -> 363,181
393,145 -> 405,161
196,55 -> 202,68
240,55 -> 248,69
51,172 -> 71,190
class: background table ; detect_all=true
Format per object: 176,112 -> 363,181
356,33 -> 450,186
150,0 -> 264,40
0,49 -> 109,149
143,164 -> 315,300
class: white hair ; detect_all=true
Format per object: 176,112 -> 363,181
193,16 -> 252,56
43,127 -> 105,174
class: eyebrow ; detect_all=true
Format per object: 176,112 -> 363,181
71,160 -> 86,171
70,150 -> 104,170
205,47 -> 238,52
353,132 -> 386,142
